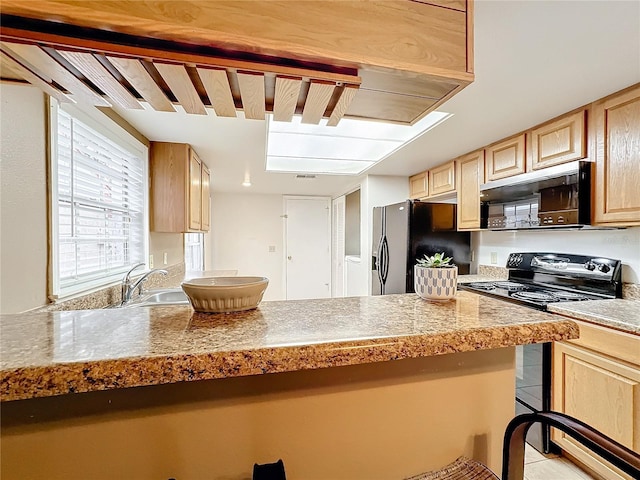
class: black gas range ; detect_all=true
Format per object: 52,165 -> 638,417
460,252 -> 622,454
460,252 -> 622,310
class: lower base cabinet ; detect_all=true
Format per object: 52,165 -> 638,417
552,321 -> 640,480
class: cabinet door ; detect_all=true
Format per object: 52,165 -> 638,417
188,149 -> 202,231
553,341 -> 640,480
531,110 -> 586,170
593,85 -> 640,225
409,171 -> 428,199
485,134 -> 526,181
429,160 -> 455,196
201,163 -> 210,232
456,150 -> 484,230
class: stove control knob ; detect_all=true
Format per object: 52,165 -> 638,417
598,263 -> 611,274
585,261 -> 596,271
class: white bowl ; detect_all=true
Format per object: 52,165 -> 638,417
181,276 -> 269,313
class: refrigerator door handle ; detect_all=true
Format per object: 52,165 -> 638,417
380,236 -> 389,286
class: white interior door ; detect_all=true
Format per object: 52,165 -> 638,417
332,196 -> 346,297
285,196 -> 331,300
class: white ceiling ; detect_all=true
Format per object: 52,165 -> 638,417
114,0 -> 640,198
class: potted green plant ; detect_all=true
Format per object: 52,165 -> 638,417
414,252 -> 458,301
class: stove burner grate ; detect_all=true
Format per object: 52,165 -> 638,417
511,291 -> 558,302
492,281 -> 529,291
466,282 -> 497,290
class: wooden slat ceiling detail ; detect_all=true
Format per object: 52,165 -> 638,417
0,41 -> 361,125
1,42 -> 110,106
237,72 -> 266,120
58,50 -> 143,109
302,81 -> 335,124
106,56 -> 174,112
0,50 -> 72,103
196,68 -> 236,118
327,85 -> 359,127
154,63 -> 206,115
273,77 -> 302,122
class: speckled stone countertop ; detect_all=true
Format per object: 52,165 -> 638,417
0,292 -> 578,402
548,299 -> 640,335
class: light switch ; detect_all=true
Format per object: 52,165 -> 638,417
491,252 -> 498,264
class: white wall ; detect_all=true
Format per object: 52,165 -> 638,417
473,227 -> 640,283
0,84 -> 48,313
208,192 -> 285,300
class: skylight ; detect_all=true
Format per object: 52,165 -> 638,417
265,111 -> 452,175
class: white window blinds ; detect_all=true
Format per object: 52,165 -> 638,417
52,107 -> 147,297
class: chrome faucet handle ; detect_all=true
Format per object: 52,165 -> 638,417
123,263 -> 146,284
121,263 -> 146,306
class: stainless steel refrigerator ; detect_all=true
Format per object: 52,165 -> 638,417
371,200 -> 471,295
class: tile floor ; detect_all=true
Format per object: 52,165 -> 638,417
524,445 -> 597,480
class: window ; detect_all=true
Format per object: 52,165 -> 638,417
50,101 -> 148,298
184,233 -> 204,271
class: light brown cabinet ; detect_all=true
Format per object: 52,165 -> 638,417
593,84 -> 640,226
456,150 -> 484,230
429,160 -> 456,196
530,110 -> 586,170
150,142 -> 211,233
409,171 -> 428,199
485,133 -> 526,181
553,321 -> 640,480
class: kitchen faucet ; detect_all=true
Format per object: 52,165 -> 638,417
120,263 -> 168,306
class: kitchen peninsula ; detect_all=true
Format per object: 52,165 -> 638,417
1,292 -> 577,480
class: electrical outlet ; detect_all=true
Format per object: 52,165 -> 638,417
149,255 -> 154,268
163,252 -> 168,265
490,252 -> 498,264
268,245 -> 276,253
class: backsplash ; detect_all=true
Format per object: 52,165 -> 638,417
29,263 -> 186,312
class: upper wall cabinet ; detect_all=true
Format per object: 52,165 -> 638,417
456,150 -> 484,230
485,133 -> 526,181
530,110 -> 586,170
409,172 -> 428,199
0,0 -> 474,126
429,160 -> 456,196
150,142 -> 211,233
593,84 -> 640,226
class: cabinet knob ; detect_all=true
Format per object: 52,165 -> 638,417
287,256 -> 292,260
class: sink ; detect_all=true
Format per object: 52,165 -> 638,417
122,288 -> 190,308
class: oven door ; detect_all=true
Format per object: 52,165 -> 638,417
515,342 -> 552,453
